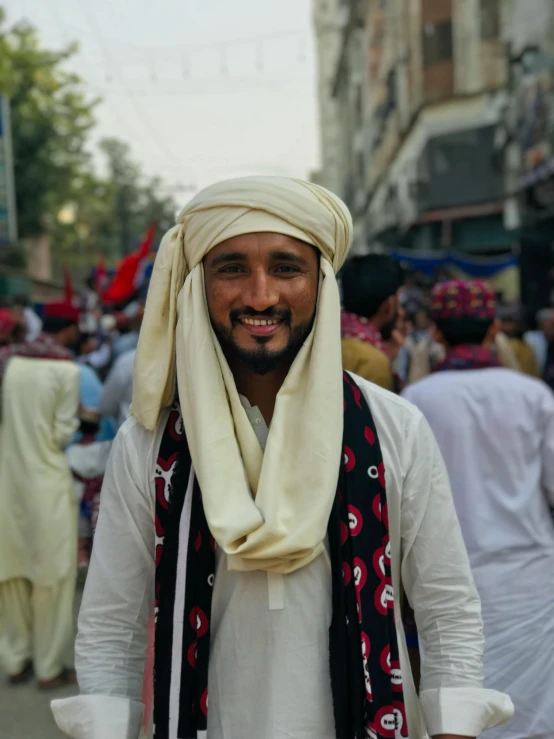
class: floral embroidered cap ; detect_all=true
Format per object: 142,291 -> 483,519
431,280 -> 496,321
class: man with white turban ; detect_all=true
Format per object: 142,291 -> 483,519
52,177 -> 513,739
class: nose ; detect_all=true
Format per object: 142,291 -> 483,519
242,267 -> 279,312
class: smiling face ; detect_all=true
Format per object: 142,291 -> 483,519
203,232 -> 320,375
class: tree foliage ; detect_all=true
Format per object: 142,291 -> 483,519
0,13 -> 97,238
0,10 -> 178,277
97,138 -> 177,256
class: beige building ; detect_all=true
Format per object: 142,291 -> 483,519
312,0 -> 349,197
314,0 -> 553,253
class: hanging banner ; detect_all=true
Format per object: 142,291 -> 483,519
389,249 -> 520,301
389,248 -> 518,276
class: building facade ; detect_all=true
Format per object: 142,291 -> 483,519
312,0 -> 348,196
315,0 -> 554,303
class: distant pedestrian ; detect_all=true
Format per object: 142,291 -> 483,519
498,303 -> 540,378
404,280 -> 554,739
12,293 -> 43,342
340,255 -> 405,391
0,301 -> 80,689
525,307 -> 554,375
0,307 -> 18,347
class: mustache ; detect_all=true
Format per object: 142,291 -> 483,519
230,307 -> 292,324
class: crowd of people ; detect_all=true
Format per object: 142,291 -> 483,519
339,255 -> 554,739
0,175 -> 552,739
0,289 -> 144,689
339,253 -> 554,393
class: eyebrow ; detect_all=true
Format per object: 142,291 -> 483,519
270,250 -> 310,267
209,251 -> 247,267
209,249 -> 311,268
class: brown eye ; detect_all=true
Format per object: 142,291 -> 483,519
275,265 -> 299,274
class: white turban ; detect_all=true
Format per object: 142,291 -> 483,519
132,176 -> 353,573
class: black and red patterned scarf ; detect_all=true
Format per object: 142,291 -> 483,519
433,344 -> 501,373
154,373 -> 408,739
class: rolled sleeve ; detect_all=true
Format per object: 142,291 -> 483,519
400,413 -> 514,735
420,687 -> 514,737
52,695 -> 143,739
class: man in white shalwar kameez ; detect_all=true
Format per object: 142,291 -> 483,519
53,179 -> 513,739
404,280 -> 554,739
0,302 -> 81,688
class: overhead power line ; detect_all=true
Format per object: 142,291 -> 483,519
75,0 -> 186,169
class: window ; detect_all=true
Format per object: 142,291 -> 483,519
422,20 -> 453,66
480,0 -> 500,40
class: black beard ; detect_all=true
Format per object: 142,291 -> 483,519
212,307 -> 316,375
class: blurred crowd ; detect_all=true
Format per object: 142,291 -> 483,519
338,254 -> 554,393
0,257 -> 552,590
0,283 -> 145,582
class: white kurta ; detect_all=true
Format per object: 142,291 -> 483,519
0,357 -> 80,586
404,368 -> 554,739
52,375 -> 513,739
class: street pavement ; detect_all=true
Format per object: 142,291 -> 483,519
0,669 -> 78,739
0,582 -> 148,739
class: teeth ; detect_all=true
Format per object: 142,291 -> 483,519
242,318 -> 279,326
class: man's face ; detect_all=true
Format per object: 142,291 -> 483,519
204,233 -> 320,375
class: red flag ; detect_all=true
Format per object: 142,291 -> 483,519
63,267 -> 75,304
102,223 -> 157,305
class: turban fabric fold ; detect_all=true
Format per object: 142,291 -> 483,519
132,176 -> 353,573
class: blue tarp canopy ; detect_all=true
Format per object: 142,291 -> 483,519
389,249 -> 518,278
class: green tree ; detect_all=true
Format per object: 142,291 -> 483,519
49,139 -> 178,278
0,13 -> 98,239
98,138 -> 177,256
0,12 -> 178,280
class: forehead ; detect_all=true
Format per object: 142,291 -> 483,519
204,232 -> 317,263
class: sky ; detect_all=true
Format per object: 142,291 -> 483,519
7,0 -> 321,201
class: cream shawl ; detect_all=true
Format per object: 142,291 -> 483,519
132,176 -> 352,573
